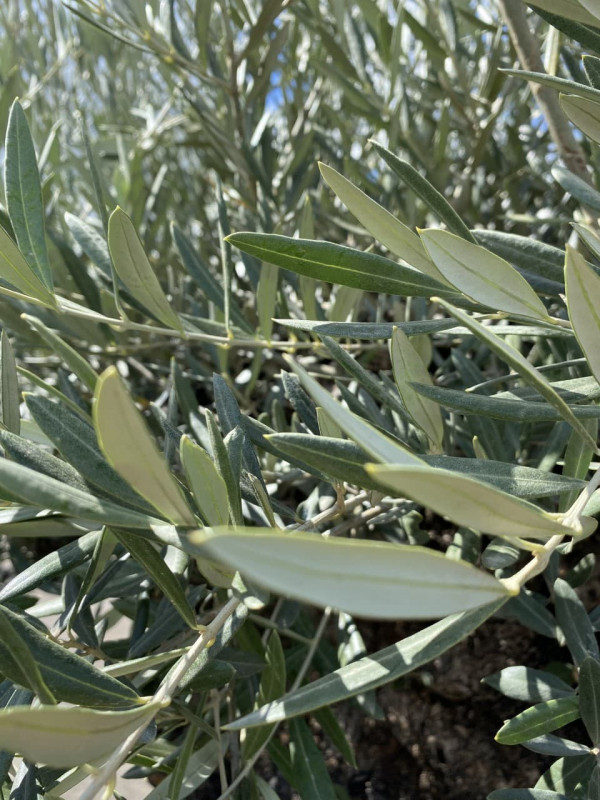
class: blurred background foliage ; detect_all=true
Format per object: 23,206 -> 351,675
0,0 -> 590,278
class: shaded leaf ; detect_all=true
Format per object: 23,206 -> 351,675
495,697 -> 580,745
224,599 -> 506,728
0,603 -> 141,708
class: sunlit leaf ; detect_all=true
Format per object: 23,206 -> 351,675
565,245 -> 600,386
191,527 -> 511,619
108,207 -> 184,331
367,464 -> 590,540
226,233 -> 452,297
390,327 -> 444,449
0,702 -> 160,767
94,367 -> 196,526
420,229 -> 549,319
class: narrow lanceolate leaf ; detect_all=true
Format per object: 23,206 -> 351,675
436,298 -> 598,451
495,697 -> 580,745
226,233 -> 452,297
0,331 -> 19,434
288,718 -> 338,800
318,163 -> 446,281
180,436 -> 229,527
243,632 -> 286,761
108,207 -> 183,331
420,229 -> 548,320
0,226 -> 56,307
554,578 -> 600,665
4,101 -> 53,290
0,603 -> 141,708
23,315 -> 98,392
0,607 -> 56,704
552,166 -> 600,213
192,528 -> 511,619
369,141 -> 475,242
0,702 -> 160,768
484,666 -> 575,703
578,657 -> 600,745
412,382 -> 600,422
488,790 -> 568,799
268,433 -> 587,498
0,457 -> 163,529
94,367 -> 196,526
225,598 -> 506,728
367,464 -> 587,540
502,68 -> 600,104
527,0 -> 600,25
257,262 -> 279,342
284,356 -> 423,466
565,246 -> 600,387
390,328 -> 444,450
111,529 -> 197,629
560,93 -> 600,144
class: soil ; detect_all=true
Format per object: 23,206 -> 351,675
196,614 -> 581,800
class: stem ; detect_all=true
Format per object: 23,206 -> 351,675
53,299 -> 383,352
213,608 -> 332,800
497,0 -> 592,183
500,464 -> 600,594
79,597 -> 240,800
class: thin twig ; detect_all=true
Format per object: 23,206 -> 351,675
78,597 -> 241,800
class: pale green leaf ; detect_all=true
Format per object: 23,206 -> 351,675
560,93 -> 600,144
180,436 -> 229,527
390,327 -> 444,449
192,528 -> 511,619
284,356 -> 423,465
108,207 -> 184,331
4,100 -> 53,290
257,261 -> 279,342
420,229 -> 549,320
565,245 -> 600,386
0,702 -> 160,767
144,737 -> 225,800
436,298 -> 598,450
529,0 -> 600,25
93,367 -> 196,526
0,456 -> 163,529
318,162 -> 446,281
0,226 -> 56,307
367,464 -> 588,540
495,697 -> 580,745
0,331 -> 19,434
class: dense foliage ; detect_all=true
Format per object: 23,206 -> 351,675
1,1 -> 600,798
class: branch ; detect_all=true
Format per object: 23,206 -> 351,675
498,0 -> 592,183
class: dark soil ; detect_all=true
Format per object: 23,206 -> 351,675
196,614 -> 573,800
